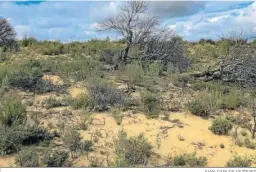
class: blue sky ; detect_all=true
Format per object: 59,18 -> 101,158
0,1 -> 255,42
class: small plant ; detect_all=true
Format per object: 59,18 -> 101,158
220,143 -> 225,149
42,97 -> 63,109
80,140 -> 93,153
88,81 -> 124,111
177,134 -> 185,141
16,148 -> 39,167
240,130 -> 248,137
140,91 -> 161,117
62,127 -> 81,154
71,95 -> 89,110
226,156 -> 252,167
186,99 -> 209,117
171,153 -> 207,167
0,96 -> 26,126
124,62 -> 144,91
114,130 -> 152,166
43,149 -> 69,167
244,138 -> 256,150
111,108 -> 124,125
209,117 -> 233,135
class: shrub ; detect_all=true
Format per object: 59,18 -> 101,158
172,153 -> 207,167
140,91 -> 161,117
43,149 -> 69,167
221,90 -> 243,109
42,97 -> 65,109
71,95 -> 89,110
171,74 -> 190,88
62,58 -> 101,82
186,99 -> 209,117
88,81 -> 124,111
209,117 -> 233,135
62,127 -> 81,154
114,130 -> 152,166
80,140 -> 93,153
22,125 -> 54,146
0,96 -> 26,126
186,92 -> 221,117
220,143 -> 225,149
0,124 -> 24,155
8,60 -> 43,91
0,124 -> 53,155
244,138 -> 256,150
21,37 -> 38,47
226,156 -> 252,167
124,62 -> 144,90
16,148 -> 39,167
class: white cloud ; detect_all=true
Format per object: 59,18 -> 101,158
208,15 -> 229,23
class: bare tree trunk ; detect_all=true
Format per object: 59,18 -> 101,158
252,107 -> 256,139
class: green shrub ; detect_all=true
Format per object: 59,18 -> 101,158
62,58 -> 101,81
124,62 -> 144,90
42,97 -> 65,109
114,130 -> 152,166
21,37 -> 38,47
186,92 -> 221,117
172,153 -> 207,167
71,96 -> 89,109
16,148 -> 39,167
0,96 -> 26,126
226,156 -> 252,167
186,99 -> 209,117
43,150 -> 69,167
145,62 -> 163,77
62,127 -> 81,154
88,81 -> 124,111
0,125 -> 53,155
220,143 -> 225,149
140,91 -> 161,117
244,138 -> 256,150
209,117 -> 233,135
171,74 -> 190,88
80,140 -> 93,153
221,90 -> 243,109
8,60 -> 43,91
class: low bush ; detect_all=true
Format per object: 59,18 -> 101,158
244,138 -> 256,150
209,117 -> 233,135
124,62 -> 144,90
0,96 -> 26,126
42,97 -> 65,109
16,148 -> 39,167
226,156 -> 252,167
171,153 -> 207,167
43,149 -> 69,167
0,124 -> 53,155
71,96 -> 89,110
88,81 -> 124,111
186,99 -> 209,117
186,92 -> 221,117
140,91 -> 161,117
114,130 -> 152,166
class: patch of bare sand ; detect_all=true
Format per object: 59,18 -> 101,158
75,112 -> 256,167
0,155 -> 16,167
42,74 -> 64,86
68,85 -> 88,98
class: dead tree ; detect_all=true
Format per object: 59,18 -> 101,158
140,27 -> 190,71
191,30 -> 256,86
0,18 -> 17,48
250,105 -> 256,139
98,1 -> 159,63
